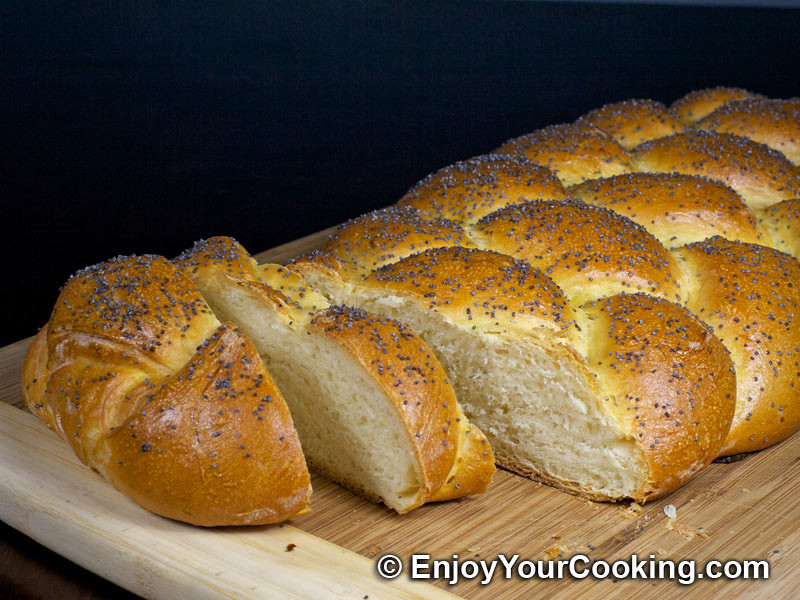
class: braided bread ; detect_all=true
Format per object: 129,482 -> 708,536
290,87 -> 800,501
22,243 -> 495,524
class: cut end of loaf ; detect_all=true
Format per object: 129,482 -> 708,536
23,254 -> 313,527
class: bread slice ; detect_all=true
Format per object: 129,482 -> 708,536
173,237 -> 494,513
291,246 -> 736,502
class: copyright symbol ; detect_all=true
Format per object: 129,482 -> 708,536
376,554 -> 403,579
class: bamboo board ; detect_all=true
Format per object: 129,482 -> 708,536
2,228 -> 798,599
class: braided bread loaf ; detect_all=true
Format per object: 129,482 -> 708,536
291,87 -> 800,501
22,243 -> 494,524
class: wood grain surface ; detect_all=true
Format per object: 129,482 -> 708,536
2,228 -> 797,599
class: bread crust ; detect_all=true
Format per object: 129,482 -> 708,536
569,172 -> 766,249
472,199 -> 681,306
670,86 -> 765,126
576,99 -> 685,150
325,205 -> 475,274
672,237 -> 800,455
582,293 -> 736,501
757,199 -> 800,260
493,122 -> 633,186
22,254 -> 311,526
631,130 -> 800,209
364,246 -> 580,340
696,98 -> 800,165
397,154 -> 568,225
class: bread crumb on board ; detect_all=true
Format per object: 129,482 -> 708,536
619,502 -> 643,519
665,521 -> 710,540
544,546 -> 569,560
662,506 -> 709,540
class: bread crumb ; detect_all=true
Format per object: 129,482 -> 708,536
663,504 -> 677,520
742,488 -> 751,494
544,546 -> 567,559
620,502 -> 643,519
285,543 -> 296,552
665,520 -> 707,540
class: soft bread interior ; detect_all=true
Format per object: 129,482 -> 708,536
195,276 -> 424,512
307,277 -> 646,500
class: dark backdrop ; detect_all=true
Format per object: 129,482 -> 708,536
2,1 -> 799,347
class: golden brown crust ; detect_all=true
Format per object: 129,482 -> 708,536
756,199 -> 800,260
472,199 -> 681,305
492,122 -> 633,186
362,246 -> 581,341
22,254 -> 311,526
22,328 -> 54,426
568,172 -> 766,249
631,130 -> 800,209
672,237 -> 800,455
325,205 -> 475,273
576,99 -> 686,150
101,324 -> 311,525
397,154 -> 568,225
696,98 -> 800,165
670,86 -> 765,126
581,293 -> 736,501
309,306 -> 494,511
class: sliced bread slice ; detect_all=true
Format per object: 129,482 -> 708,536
174,237 -> 494,513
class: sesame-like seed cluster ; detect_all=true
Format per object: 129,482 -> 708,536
51,254 -> 217,361
473,199 -> 680,304
631,130 -> 800,208
174,236 -> 331,324
584,292 -> 735,482
493,122 -> 634,185
117,325 -> 296,472
365,245 -> 579,336
398,153 -> 569,225
757,200 -> 800,260
569,172 -> 763,248
326,205 -> 474,272
576,98 -> 686,150
696,98 -> 800,164
670,86 -> 765,126
676,237 -> 800,453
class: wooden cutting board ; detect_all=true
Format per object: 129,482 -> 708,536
2,229 -> 798,600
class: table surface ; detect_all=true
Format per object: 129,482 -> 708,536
2,228 -> 798,600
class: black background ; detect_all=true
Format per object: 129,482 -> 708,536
2,1 -> 800,347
